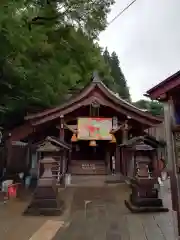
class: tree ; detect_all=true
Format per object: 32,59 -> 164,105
0,0 -> 115,128
133,99 -> 164,116
133,100 -> 149,110
29,0 -> 115,38
148,101 -> 164,116
103,49 -> 131,101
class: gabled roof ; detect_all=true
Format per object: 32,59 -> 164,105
146,70 -> 180,100
47,136 -> 71,150
120,135 -> 164,148
36,136 -> 71,151
25,73 -> 162,126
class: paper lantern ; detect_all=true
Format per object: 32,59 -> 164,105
89,140 -> 97,147
71,133 -> 77,142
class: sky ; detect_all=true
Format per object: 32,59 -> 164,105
99,0 -> 180,101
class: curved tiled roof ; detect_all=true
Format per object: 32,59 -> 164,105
25,74 -> 162,126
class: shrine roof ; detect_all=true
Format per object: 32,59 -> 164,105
46,136 -> 71,150
25,73 -> 162,126
146,70 -> 180,100
120,135 -> 165,148
37,139 -> 61,152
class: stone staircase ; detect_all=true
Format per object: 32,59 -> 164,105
69,175 -> 106,187
69,160 -> 106,175
66,173 -> 125,187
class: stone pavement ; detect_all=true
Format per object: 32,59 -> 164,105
0,181 -> 177,240
53,182 -> 177,240
0,199 -> 46,240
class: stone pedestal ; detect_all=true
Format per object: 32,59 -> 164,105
24,157 -> 64,216
125,178 -> 169,213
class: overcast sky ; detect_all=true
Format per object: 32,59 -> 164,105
99,0 -> 180,101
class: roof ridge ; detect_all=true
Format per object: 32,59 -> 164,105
97,81 -> 162,121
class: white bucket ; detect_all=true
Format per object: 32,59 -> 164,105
25,176 -> 32,189
19,172 -> 24,179
2,180 -> 13,192
65,174 -> 71,186
161,171 -> 167,181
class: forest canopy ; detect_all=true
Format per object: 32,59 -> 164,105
0,1 -> 160,129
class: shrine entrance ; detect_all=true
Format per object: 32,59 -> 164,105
69,141 -> 109,175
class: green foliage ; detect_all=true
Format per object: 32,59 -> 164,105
0,0 -> 115,128
103,48 -> 131,101
148,101 -> 164,116
29,0 -> 115,38
133,99 -> 164,116
133,100 -> 148,110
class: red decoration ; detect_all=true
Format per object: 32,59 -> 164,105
8,184 -> 18,198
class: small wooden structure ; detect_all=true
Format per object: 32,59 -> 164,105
24,137 -> 70,216
123,137 -> 168,213
37,136 -> 71,185
146,70 -> 180,235
119,135 -> 165,178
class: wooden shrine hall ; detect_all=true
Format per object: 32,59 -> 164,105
6,73 -> 162,182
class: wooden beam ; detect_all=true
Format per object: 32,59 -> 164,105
64,123 -> 77,133
32,96 -> 102,125
163,100 -> 180,237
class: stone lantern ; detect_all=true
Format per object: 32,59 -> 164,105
24,139 -> 64,216
38,156 -> 56,188
124,138 -> 169,213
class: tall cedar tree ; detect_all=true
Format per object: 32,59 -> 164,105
103,48 -> 131,101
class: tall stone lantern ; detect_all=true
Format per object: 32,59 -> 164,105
24,139 -> 64,216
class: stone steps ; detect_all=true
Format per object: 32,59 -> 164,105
69,160 -> 106,175
68,175 -> 106,187
65,173 -> 126,187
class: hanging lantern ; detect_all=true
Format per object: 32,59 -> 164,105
110,134 -> 116,143
71,133 -> 77,142
89,140 -> 97,147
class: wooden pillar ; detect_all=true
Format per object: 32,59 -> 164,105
122,120 -> 129,144
122,130 -> 128,144
115,145 -> 120,173
164,100 -> 180,237
68,149 -> 71,172
62,151 -> 67,187
106,150 -> 111,174
27,139 -> 32,172
60,115 -> 64,141
121,148 -> 127,176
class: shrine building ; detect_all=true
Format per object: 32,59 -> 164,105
5,73 -> 162,181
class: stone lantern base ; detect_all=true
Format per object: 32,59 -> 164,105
125,179 -> 169,213
23,157 -> 64,216
23,185 -> 64,216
